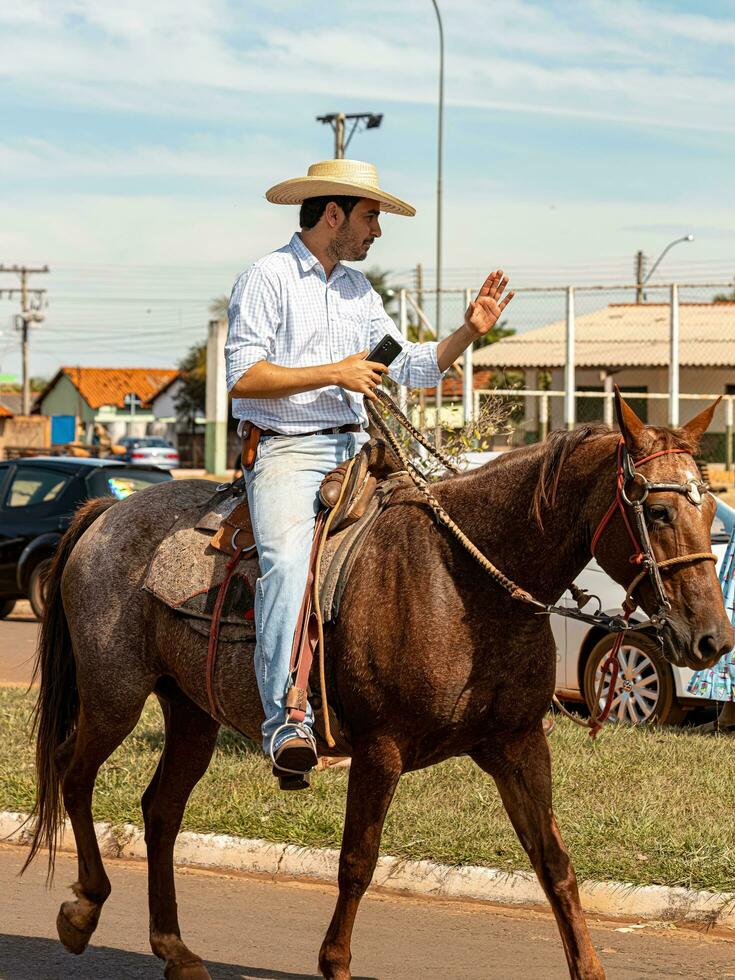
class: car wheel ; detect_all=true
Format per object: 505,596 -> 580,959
29,559 -> 52,621
0,598 -> 15,619
583,632 -> 686,726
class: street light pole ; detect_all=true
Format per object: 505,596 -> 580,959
635,234 -> 694,302
430,0 -> 444,443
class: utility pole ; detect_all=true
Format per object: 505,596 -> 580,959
635,250 -> 646,304
335,113 -> 345,158
205,318 -> 228,475
430,0 -> 445,447
0,264 -> 49,414
415,263 -> 427,430
316,112 -> 383,159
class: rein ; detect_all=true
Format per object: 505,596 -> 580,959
368,390 -> 716,735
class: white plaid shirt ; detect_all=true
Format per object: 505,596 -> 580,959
226,233 -> 444,434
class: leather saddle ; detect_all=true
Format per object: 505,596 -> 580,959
143,438 -> 409,748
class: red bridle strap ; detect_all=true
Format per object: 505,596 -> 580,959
585,440 -> 690,735
590,441 -> 690,559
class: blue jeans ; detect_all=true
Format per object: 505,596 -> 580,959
245,430 -> 368,754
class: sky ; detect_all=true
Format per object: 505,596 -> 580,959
1,0 -> 734,378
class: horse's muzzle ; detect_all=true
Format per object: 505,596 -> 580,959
662,617 -> 735,670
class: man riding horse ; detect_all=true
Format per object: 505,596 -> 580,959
225,158 -> 514,784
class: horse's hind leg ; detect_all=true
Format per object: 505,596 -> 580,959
319,737 -> 402,980
472,728 -> 605,980
57,700 -> 146,954
142,689 -> 219,980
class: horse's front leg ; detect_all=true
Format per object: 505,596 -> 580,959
318,736 -> 402,980
472,727 -> 605,980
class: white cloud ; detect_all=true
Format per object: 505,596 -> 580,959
0,134 -> 303,180
0,1 -> 733,134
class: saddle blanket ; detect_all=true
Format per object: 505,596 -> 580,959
142,485 -> 384,645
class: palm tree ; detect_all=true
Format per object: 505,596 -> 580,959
209,295 -> 229,321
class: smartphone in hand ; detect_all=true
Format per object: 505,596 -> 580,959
366,334 -> 402,368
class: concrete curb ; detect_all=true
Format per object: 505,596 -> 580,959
3,810 -> 734,928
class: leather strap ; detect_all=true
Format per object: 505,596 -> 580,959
286,510 -> 328,724
260,423 -> 362,437
206,544 -> 245,721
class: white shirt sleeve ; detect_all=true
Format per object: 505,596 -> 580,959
367,288 -> 445,388
225,266 -> 281,391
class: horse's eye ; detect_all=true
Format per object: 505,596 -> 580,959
646,504 -> 671,525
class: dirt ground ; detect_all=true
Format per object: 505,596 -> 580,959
2,845 -> 735,980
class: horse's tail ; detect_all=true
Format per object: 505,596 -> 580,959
23,497 -> 117,875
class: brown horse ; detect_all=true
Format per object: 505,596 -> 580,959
24,395 -> 733,980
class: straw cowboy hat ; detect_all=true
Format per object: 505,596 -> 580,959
265,159 -> 415,217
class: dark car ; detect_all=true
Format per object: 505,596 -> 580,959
0,457 -> 171,620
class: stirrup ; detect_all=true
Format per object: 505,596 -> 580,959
270,722 -> 317,792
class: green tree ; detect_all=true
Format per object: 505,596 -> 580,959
713,285 -> 735,302
175,341 -> 207,430
209,295 -> 229,320
365,267 -> 398,316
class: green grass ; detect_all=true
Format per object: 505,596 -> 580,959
2,686 -> 735,893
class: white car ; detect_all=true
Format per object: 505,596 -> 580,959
462,452 -> 733,725
553,499 -> 733,725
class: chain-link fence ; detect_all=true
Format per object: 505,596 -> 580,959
396,280 -> 735,466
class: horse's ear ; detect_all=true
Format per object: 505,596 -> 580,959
614,385 -> 645,447
681,397 -> 721,446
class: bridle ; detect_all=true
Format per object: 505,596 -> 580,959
577,438 -> 716,733
590,438 -> 716,631
367,392 -> 717,734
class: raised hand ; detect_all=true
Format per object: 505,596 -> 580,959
464,270 -> 514,339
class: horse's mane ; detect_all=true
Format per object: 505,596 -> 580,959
531,424 -> 609,527
530,422 -> 698,528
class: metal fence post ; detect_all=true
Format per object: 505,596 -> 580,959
603,371 -> 614,428
398,288 -> 408,416
564,286 -> 575,429
727,397 -> 734,472
463,287 -> 474,425
539,392 -> 549,442
669,283 -> 680,427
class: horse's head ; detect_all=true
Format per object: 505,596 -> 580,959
593,391 -> 734,671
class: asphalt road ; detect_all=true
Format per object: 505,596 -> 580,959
2,608 -> 735,978
0,601 -> 37,686
2,845 -> 735,980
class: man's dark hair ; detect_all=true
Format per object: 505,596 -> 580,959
299,195 -> 361,230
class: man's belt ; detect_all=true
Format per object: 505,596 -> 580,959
260,423 -> 362,437
241,422 -> 362,471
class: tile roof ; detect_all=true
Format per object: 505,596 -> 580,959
37,367 -> 180,410
424,369 -> 495,398
474,302 -> 735,370
0,393 -> 22,415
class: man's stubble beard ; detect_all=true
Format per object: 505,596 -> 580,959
328,221 -> 373,264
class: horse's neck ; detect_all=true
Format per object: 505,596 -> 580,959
434,436 -> 617,604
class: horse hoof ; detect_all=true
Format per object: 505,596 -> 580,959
164,959 -> 212,980
56,904 -> 95,955
318,953 -> 351,980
